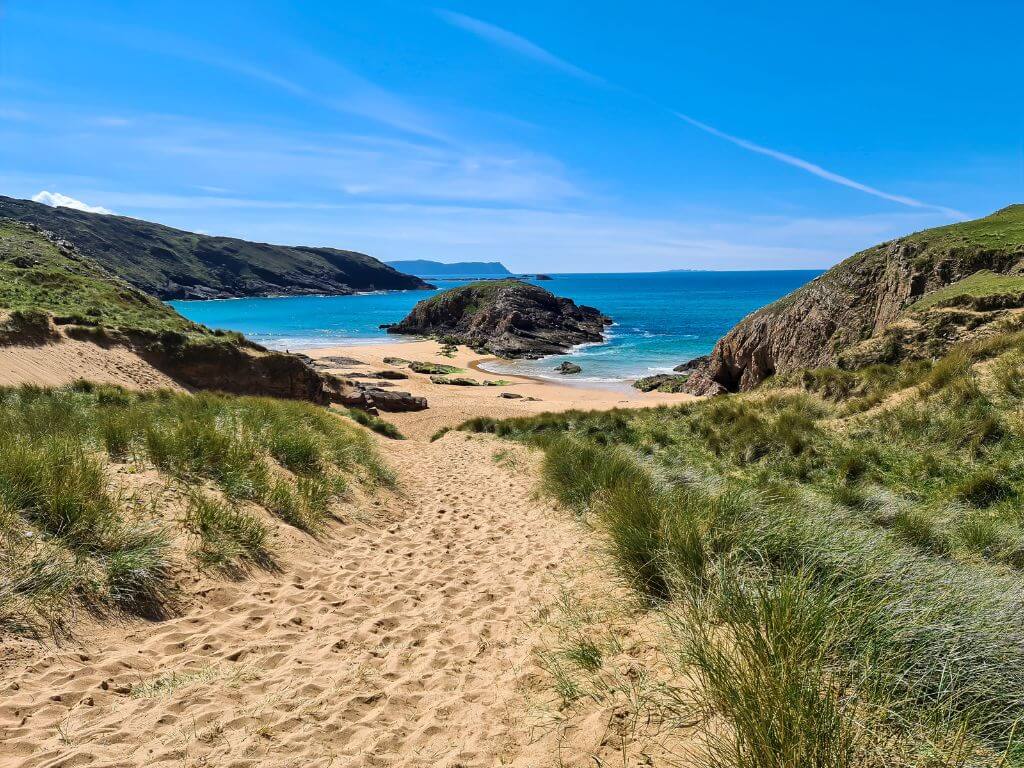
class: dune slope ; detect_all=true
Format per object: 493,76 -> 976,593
1,433 -> 605,767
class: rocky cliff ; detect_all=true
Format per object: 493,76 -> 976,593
385,280 -> 611,358
0,196 -> 431,299
684,205 -> 1024,395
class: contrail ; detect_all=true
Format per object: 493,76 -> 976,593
437,8 -> 964,219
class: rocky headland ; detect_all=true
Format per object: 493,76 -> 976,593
385,279 -> 611,358
684,205 -> 1024,395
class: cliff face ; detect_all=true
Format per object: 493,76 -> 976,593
386,280 -> 611,358
685,205 -> 1024,395
0,196 -> 431,299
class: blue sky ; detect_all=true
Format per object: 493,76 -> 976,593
1,1 -> 1021,271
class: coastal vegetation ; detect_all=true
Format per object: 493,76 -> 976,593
0,383 -> 392,638
0,218 -> 206,338
345,406 -> 405,439
459,326 -> 1024,764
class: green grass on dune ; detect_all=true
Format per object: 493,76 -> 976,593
0,384 -> 393,637
0,220 -> 199,336
345,407 -> 405,439
461,330 -> 1024,764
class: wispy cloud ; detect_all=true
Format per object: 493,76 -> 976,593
92,116 -> 134,128
179,47 -> 450,143
55,18 -> 450,143
438,10 -> 962,218
436,10 -> 603,85
671,112 -> 965,218
8,110 -> 579,209
32,190 -> 114,214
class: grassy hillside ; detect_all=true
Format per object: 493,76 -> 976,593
0,219 -> 355,404
460,325 -> 1024,764
909,269 -> 1024,311
905,203 -> 1024,257
776,204 -> 1024,315
0,219 -> 203,336
0,196 -> 431,299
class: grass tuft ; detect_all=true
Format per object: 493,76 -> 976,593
184,493 -> 271,571
346,408 -> 404,439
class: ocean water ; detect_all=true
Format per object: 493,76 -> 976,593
170,271 -> 820,384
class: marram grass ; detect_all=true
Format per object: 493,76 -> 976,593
462,329 -> 1024,764
0,383 -> 392,637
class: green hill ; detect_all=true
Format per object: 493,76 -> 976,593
0,195 -> 431,299
0,219 -> 203,336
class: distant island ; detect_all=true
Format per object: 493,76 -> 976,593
385,259 -> 512,278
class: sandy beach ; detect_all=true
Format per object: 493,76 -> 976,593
308,339 -> 694,440
0,336 -> 697,767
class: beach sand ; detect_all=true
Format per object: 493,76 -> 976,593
0,339 -> 699,767
0,338 -> 184,391
308,339 -> 694,440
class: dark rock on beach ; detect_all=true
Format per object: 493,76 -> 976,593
386,280 -> 610,359
408,361 -> 461,375
430,375 -> 481,386
633,374 -> 690,393
674,356 -> 709,373
554,361 -> 582,375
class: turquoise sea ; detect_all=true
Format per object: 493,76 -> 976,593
170,271 -> 820,384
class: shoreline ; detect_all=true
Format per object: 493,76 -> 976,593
306,339 -> 695,440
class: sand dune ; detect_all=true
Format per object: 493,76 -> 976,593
0,433 -> 624,767
0,338 -> 182,391
0,339 -> 701,766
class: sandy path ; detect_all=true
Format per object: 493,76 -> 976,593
0,432 -> 600,768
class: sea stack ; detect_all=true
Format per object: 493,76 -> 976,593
385,279 -> 610,358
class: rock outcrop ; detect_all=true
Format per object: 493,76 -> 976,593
385,280 -> 610,359
684,205 -> 1024,395
633,374 -> 690,393
554,362 -> 582,375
